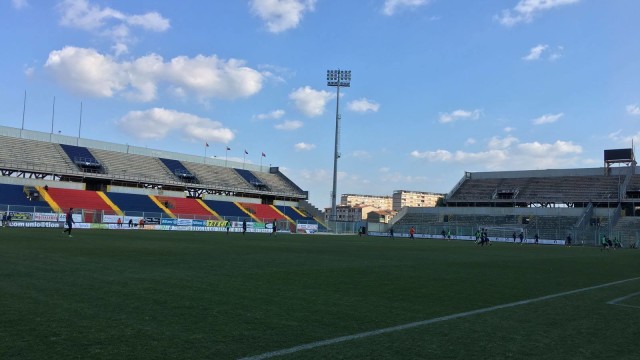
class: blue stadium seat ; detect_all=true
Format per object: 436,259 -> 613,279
159,158 -> 197,182
203,200 -> 246,218
106,192 -> 163,213
0,184 -> 48,207
59,144 -> 103,172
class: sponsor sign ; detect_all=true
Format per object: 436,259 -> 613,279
57,213 -> 83,223
8,221 -> 63,228
144,217 -> 160,225
206,220 -> 229,227
8,212 -> 33,221
161,218 -> 177,226
176,218 -> 193,226
33,213 -> 58,222
192,219 -> 205,227
297,223 -> 318,234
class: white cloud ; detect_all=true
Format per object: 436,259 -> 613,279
255,109 -> 285,120
411,137 -> 582,170
44,46 -> 264,101
23,66 -> 35,78
12,0 -> 28,10
347,98 -> 380,113
626,104 -> 640,116
249,0 -> 316,33
57,0 -> 170,54
116,108 -> 234,143
504,126 -> 516,132
275,120 -> 303,130
352,150 -> 371,159
438,109 -> 482,123
383,0 -> 430,16
496,0 -> 580,26
488,135 -> 518,149
608,130 -> 640,145
532,112 -> 563,125
289,86 -> 333,117
522,44 -> 548,61
294,142 -> 316,151
465,138 -> 476,146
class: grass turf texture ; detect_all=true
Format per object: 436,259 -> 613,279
1,228 -> 638,360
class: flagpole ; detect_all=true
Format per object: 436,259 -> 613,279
225,147 -> 229,167
50,96 -> 55,142
77,102 -> 82,146
204,143 -> 207,164
243,150 -> 246,169
21,90 -> 26,137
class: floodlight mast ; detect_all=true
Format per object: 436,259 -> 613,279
326,69 -> 351,229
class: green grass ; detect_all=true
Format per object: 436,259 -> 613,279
1,228 -> 639,359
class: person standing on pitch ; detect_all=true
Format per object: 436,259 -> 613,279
409,226 -> 415,239
63,208 -> 75,237
242,219 -> 247,235
226,220 -> 230,235
270,220 -> 277,236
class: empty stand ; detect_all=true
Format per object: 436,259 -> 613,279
155,196 -> 212,219
202,200 -> 248,219
182,161 -> 254,190
59,144 -> 104,173
159,158 -> 197,183
0,135 -> 77,174
106,192 -> 164,215
90,149 -> 176,183
235,169 -> 268,190
0,184 -> 49,208
46,188 -> 114,212
239,203 -> 284,222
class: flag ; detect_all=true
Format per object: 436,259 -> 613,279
226,146 -> 231,151
262,152 -> 266,157
244,150 -> 248,155
205,142 -> 209,147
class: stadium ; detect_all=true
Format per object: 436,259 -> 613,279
1,125 -> 640,359
2,124 -> 640,246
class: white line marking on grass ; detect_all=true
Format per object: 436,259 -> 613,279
239,277 -> 640,360
607,291 -> 640,308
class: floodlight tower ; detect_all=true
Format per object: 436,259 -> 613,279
326,69 -> 351,226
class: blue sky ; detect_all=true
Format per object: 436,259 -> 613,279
1,0 -> 640,209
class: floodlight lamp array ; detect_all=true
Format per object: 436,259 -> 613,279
326,70 -> 351,87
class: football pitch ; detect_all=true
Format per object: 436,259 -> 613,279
1,228 -> 639,359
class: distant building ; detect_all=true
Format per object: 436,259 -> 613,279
325,204 -> 377,222
392,190 -> 443,211
341,194 -> 393,211
367,209 -> 397,224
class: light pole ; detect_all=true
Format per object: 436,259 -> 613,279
326,69 -> 351,229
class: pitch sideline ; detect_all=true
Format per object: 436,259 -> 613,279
240,277 -> 640,360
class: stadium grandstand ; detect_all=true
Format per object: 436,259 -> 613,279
0,125 -> 324,233
384,148 -> 640,247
